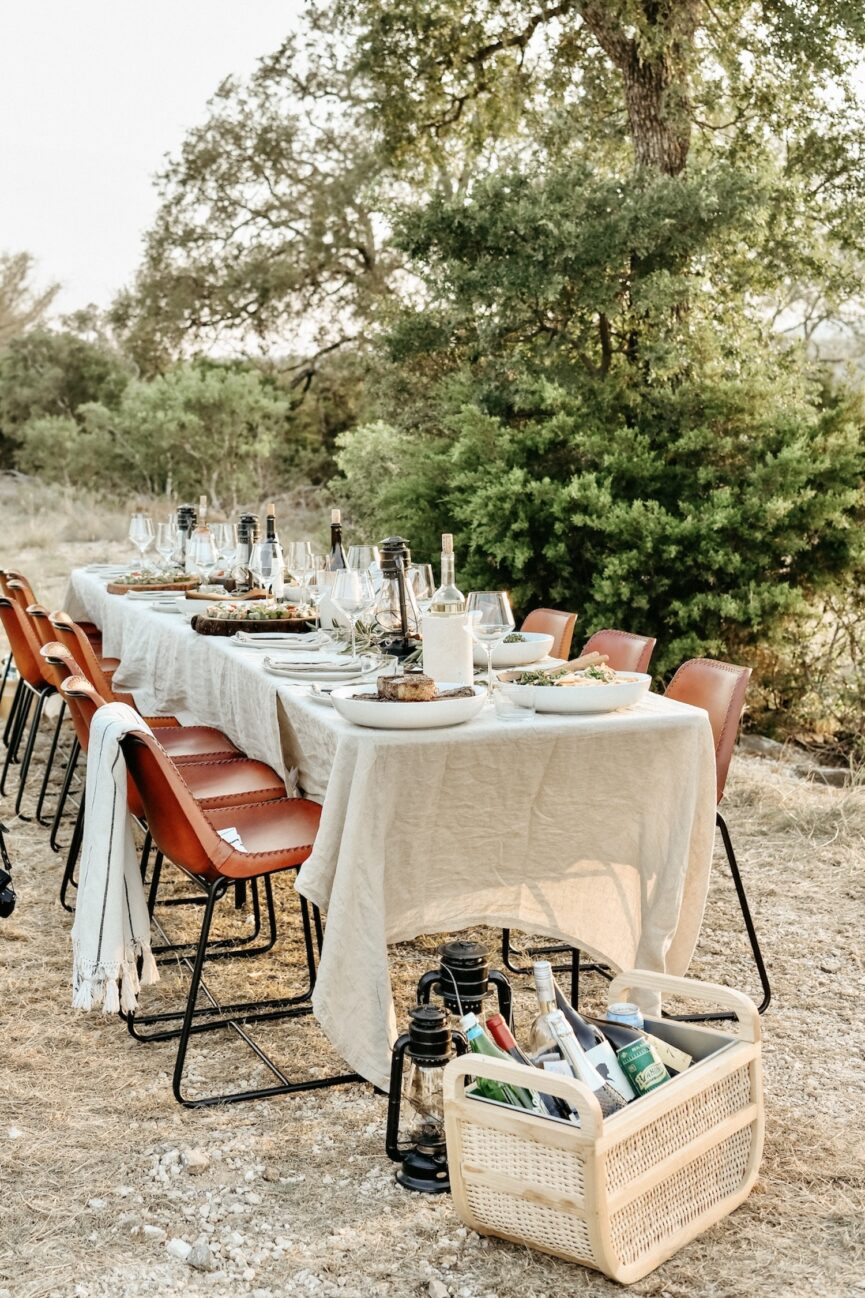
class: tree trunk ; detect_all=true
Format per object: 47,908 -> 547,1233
622,49 -> 691,176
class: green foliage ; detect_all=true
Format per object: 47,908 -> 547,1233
0,326 -> 133,468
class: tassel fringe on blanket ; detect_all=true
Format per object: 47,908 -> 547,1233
70,703 -> 160,1013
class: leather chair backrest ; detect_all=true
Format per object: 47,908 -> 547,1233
665,658 -> 751,804
0,596 -> 44,688
581,628 -> 657,674
25,604 -> 66,688
49,612 -> 114,697
120,730 -> 230,877
0,570 -> 37,607
59,676 -> 145,817
520,608 -> 577,661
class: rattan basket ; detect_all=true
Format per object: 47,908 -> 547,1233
443,970 -> 763,1284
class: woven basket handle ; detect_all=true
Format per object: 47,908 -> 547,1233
607,970 -> 761,1044
443,1053 -> 604,1138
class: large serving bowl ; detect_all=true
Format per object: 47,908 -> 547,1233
500,672 -> 652,714
472,631 -> 555,669
330,683 -> 487,730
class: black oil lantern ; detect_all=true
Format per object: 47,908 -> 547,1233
374,536 -> 421,659
417,940 -> 513,1025
0,822 -> 15,919
385,1004 -> 465,1193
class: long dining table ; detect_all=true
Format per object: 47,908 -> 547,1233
65,569 -> 717,1090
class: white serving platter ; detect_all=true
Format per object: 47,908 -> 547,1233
472,631 -> 554,669
500,672 -> 652,714
330,683 -> 487,730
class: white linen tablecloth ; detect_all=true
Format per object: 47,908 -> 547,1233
65,569 -> 717,1090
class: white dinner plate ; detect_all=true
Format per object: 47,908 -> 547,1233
472,631 -> 554,669
500,672 -> 652,714
330,683 -> 486,730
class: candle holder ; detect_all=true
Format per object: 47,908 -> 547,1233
385,1004 -> 466,1193
416,940 -> 513,1024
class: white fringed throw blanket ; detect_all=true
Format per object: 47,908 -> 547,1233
71,702 -> 159,1013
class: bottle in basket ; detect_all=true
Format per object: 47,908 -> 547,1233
615,1037 -> 671,1095
544,1011 -> 629,1117
485,1013 -> 576,1122
530,961 -> 636,1102
460,1013 -> 544,1114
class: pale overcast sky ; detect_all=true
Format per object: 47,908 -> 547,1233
0,1 -> 303,316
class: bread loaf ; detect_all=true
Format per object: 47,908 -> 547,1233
377,672 -> 437,702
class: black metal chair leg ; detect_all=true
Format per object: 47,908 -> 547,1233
2,676 -> 23,749
138,830 -> 152,881
717,812 -> 771,1013
665,812 -> 771,1024
34,701 -> 67,825
15,689 -> 50,818
0,686 -> 31,793
0,653 -> 12,713
59,800 -> 85,911
50,739 -> 80,852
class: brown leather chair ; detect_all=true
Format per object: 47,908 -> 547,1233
520,608 -> 577,661
117,725 -> 355,1106
0,568 -> 103,650
49,611 -> 178,727
58,674 -> 287,920
580,628 -> 656,674
664,657 -> 769,1016
0,594 -> 56,816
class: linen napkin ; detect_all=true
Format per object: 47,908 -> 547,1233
71,703 -> 159,1014
232,630 -> 329,648
262,654 -> 379,678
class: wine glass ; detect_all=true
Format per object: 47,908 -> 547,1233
249,538 -> 283,599
186,528 -> 220,589
408,563 -> 436,617
212,522 -> 238,580
466,591 -> 515,692
284,540 -> 314,594
128,513 -> 154,570
331,568 -> 375,659
155,522 -> 176,572
306,560 -> 333,632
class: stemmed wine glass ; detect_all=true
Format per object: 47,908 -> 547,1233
128,513 -> 155,570
212,523 -> 238,582
249,537 -> 283,598
466,591 -> 515,693
331,568 -> 375,659
284,541 -> 314,595
186,528 -> 220,590
306,561 -> 334,632
408,563 -> 436,617
155,522 -> 176,572
347,544 -> 382,589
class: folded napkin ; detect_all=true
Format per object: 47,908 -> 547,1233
232,630 -> 328,648
262,654 -> 379,678
125,588 -> 180,600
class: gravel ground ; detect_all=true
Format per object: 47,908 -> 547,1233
2,497 -> 864,1298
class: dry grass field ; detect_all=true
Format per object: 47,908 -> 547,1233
1,478 -> 864,1298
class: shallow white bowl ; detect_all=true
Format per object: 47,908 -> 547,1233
330,683 -> 487,730
472,631 -> 555,669
500,672 -> 652,714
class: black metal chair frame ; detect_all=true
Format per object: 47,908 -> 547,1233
126,860 -> 360,1107
501,810 -> 771,1023
0,675 -> 56,818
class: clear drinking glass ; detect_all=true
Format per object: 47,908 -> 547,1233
186,529 -> 220,589
331,568 -> 375,658
408,563 -> 436,617
284,540 -> 314,592
249,538 -> 283,598
155,522 -> 176,571
466,590 -> 515,693
493,682 -> 535,724
128,513 -> 155,569
212,523 -> 238,580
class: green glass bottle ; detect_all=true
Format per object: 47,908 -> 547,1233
460,1013 -> 541,1112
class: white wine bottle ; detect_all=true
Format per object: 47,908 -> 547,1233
422,533 -> 473,685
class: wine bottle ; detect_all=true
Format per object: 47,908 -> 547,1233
587,1015 -> 687,1081
486,1013 -> 576,1122
552,981 -> 637,1101
264,503 -> 284,600
543,1011 -> 629,1117
328,508 -> 347,570
459,1013 -> 543,1113
528,961 -> 568,1059
429,533 -> 465,613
